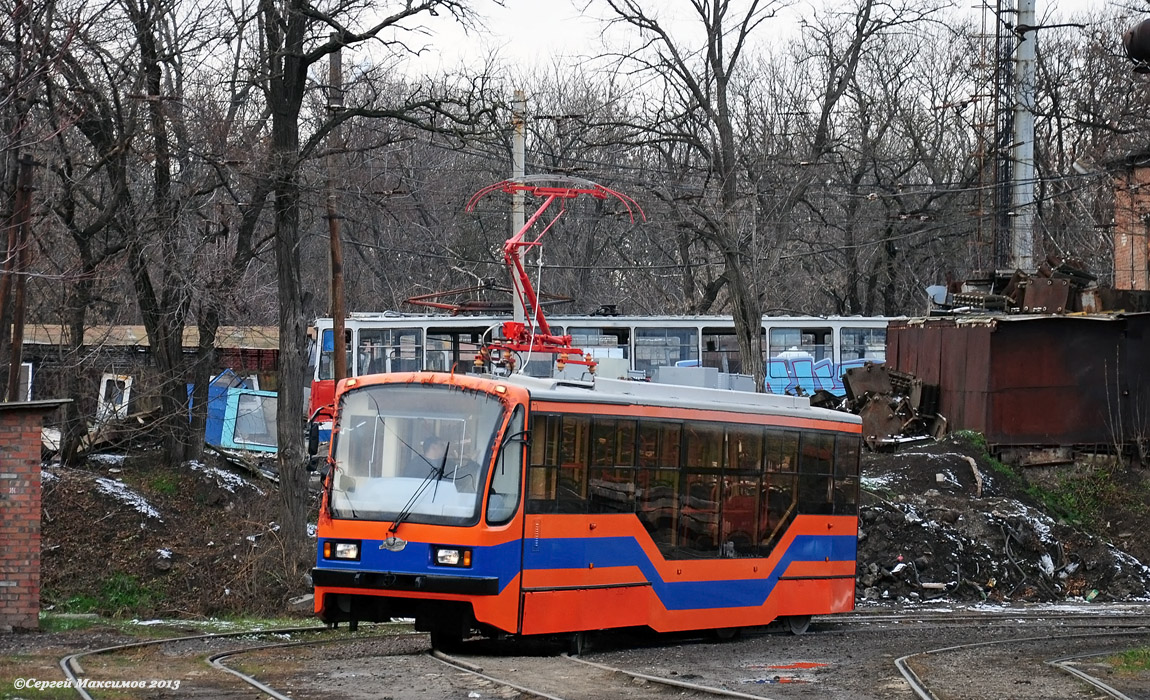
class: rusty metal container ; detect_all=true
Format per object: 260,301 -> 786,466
887,313 -> 1150,448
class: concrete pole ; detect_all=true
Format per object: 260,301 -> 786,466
1011,0 -> 1036,271
511,90 -> 526,324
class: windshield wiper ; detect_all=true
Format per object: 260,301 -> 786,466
388,441 -> 450,536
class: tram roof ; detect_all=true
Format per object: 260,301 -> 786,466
498,374 -> 863,427
319,313 -> 893,327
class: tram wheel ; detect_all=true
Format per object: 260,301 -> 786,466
348,619 -> 359,632
429,621 -> 466,652
784,615 -> 811,635
713,627 -> 741,641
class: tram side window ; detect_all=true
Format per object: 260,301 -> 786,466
701,331 -> 740,375
357,328 -> 423,375
763,430 -> 799,552
840,327 -> 886,363
637,421 -> 681,554
569,327 -> 629,361
634,327 -> 699,378
768,327 -> 833,368
557,415 -> 590,512
680,423 -> 723,556
722,425 -> 764,557
798,432 -> 835,515
527,414 -> 560,513
588,418 -> 636,514
833,434 -> 861,514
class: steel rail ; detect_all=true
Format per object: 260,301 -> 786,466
432,648 -> 773,700
567,654 -> 771,699
1046,651 -> 1139,700
895,629 -> 1150,700
58,625 -> 328,700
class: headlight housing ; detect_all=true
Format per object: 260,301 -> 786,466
433,546 -> 472,567
323,540 -> 360,561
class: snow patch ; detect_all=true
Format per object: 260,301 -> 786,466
89,453 -> 127,465
156,548 -> 172,559
187,460 -> 265,495
95,478 -> 162,520
41,470 -> 58,483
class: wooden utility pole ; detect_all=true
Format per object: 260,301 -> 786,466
327,36 -> 348,381
5,155 -> 33,402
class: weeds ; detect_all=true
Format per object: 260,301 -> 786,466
58,573 -> 156,617
1108,647 -> 1150,674
148,473 -> 181,496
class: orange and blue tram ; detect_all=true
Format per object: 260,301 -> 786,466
311,370 -> 862,648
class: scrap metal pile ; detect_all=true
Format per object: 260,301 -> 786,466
931,254 -> 1150,315
813,362 -> 944,450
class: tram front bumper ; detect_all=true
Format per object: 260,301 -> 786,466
311,568 -> 500,596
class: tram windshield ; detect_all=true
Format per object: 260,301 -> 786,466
329,383 -> 505,525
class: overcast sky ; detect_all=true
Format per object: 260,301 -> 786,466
408,0 -> 1123,74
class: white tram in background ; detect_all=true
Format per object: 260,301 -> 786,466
308,314 -> 891,425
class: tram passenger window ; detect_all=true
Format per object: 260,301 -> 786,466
761,472 -> 797,553
722,474 -> 761,557
634,327 -> 698,378
637,469 -> 678,552
557,415 -> 589,512
765,430 -> 799,473
840,327 -> 886,363
589,466 -> 635,514
569,327 -> 629,361
768,327 -> 833,363
638,421 -> 681,469
527,415 -> 559,513
762,430 -> 800,553
616,420 -> 637,466
591,419 -> 616,467
680,472 -> 720,556
702,330 -> 757,375
357,328 -> 423,375
727,426 -> 763,471
685,423 -> 723,469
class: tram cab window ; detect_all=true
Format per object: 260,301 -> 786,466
487,407 -> 524,525
634,327 -> 698,378
356,328 -> 423,375
318,329 -> 353,381
840,327 -> 887,363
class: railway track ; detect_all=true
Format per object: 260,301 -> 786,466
48,608 -> 1150,699
895,629 -> 1150,700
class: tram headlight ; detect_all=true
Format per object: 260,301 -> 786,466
323,541 -> 360,561
433,547 -> 472,567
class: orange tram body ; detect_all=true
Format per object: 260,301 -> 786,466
312,371 -> 862,649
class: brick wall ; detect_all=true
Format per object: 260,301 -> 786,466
0,402 -> 63,632
1114,166 -> 1150,291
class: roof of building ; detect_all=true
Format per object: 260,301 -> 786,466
21,325 -> 279,350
